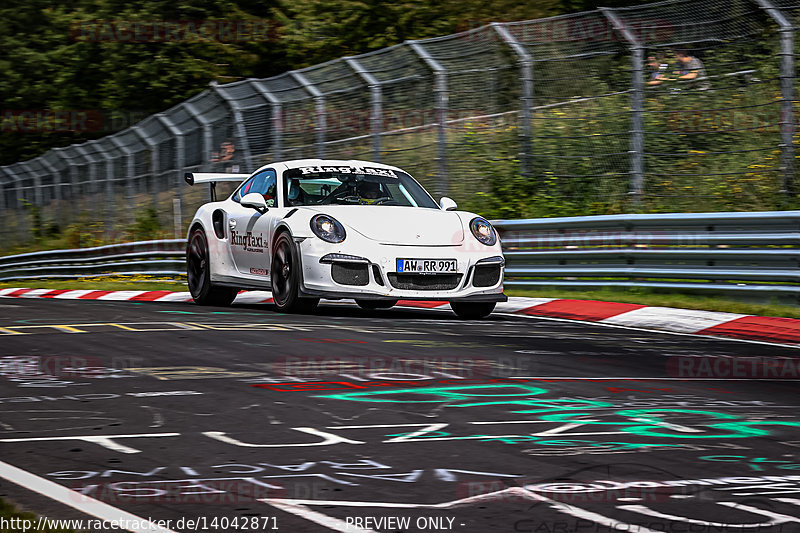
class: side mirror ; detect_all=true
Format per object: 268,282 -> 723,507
440,197 -> 458,211
241,193 -> 268,214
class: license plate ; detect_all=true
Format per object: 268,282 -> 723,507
396,258 -> 457,274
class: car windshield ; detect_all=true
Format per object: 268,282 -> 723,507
283,165 -> 439,208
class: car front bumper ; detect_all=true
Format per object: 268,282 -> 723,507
296,237 -> 507,302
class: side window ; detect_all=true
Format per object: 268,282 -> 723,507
234,169 -> 277,206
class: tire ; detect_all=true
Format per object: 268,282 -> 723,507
356,299 -> 398,310
187,228 -> 238,306
450,301 -> 496,319
271,233 -> 319,313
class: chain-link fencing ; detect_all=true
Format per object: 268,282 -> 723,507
1,0 -> 798,251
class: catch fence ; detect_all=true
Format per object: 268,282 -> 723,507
1,0 -> 799,251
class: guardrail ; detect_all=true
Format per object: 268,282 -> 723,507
0,239 -> 185,282
1,211 -> 799,298
493,210 -> 800,296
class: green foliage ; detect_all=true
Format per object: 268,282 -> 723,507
126,205 -> 163,241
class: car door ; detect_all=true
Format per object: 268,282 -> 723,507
227,168 -> 279,279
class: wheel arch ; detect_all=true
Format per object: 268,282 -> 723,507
272,223 -> 293,253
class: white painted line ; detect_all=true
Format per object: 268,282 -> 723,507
0,433 -> 181,454
233,291 -> 273,304
97,290 -> 148,301
153,292 -> 194,302
601,306 -> 746,333
0,459 -> 177,533
53,290 -> 96,299
494,297 -> 556,314
261,488 -> 663,533
0,288 -> 25,296
16,288 -> 55,298
266,499 -> 379,533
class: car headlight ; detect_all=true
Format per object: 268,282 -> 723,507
311,214 -> 346,243
469,217 -> 497,246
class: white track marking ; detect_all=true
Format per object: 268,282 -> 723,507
0,459 -> 177,533
0,288 -> 26,296
153,292 -> 194,302
0,433 -> 181,454
97,291 -> 147,301
233,291 -> 273,304
53,290 -> 96,299
494,297 -> 555,313
16,289 -> 55,298
266,499 -> 379,533
261,487 -> 663,533
601,306 -> 746,333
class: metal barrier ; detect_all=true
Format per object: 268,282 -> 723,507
1,212 -> 799,298
0,239 -> 185,282
494,210 -> 800,296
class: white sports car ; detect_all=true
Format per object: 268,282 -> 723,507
184,159 -> 506,319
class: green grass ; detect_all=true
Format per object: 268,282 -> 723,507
0,498 -> 76,532
506,286 -> 800,319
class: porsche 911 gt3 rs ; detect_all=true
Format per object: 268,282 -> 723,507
185,159 -> 506,319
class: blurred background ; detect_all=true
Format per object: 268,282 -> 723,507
1,0 -> 799,253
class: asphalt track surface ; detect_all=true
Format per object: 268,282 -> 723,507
1,297 -> 799,533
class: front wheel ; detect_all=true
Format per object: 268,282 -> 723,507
187,228 -> 238,306
270,233 -> 319,313
356,299 -> 398,310
450,301 -> 496,320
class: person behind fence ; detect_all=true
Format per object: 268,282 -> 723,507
646,54 -> 669,86
671,49 -> 711,90
210,138 -> 239,172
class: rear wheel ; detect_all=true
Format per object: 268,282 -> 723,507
356,299 -> 398,310
187,228 -> 238,306
271,233 -> 319,313
450,301 -> 496,319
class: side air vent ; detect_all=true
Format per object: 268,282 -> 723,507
212,210 -> 226,239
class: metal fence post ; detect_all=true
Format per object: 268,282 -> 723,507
0,167 -> 9,211
38,156 -> 63,228
110,137 -> 137,223
156,114 -> 184,233
185,101 -> 214,172
211,84 -> 254,172
40,156 -> 61,203
52,147 -> 73,203
250,81 -> 283,162
19,162 -> 43,207
290,72 -> 326,159
73,146 -> 98,221
132,125 -> 159,209
601,8 -> 644,206
408,41 -> 449,197
345,57 -> 383,161
755,0 -> 796,197
492,23 -> 533,179
88,144 -> 115,232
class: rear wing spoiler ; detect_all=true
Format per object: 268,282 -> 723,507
184,172 -> 249,201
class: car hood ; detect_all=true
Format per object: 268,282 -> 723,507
303,206 -> 465,245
